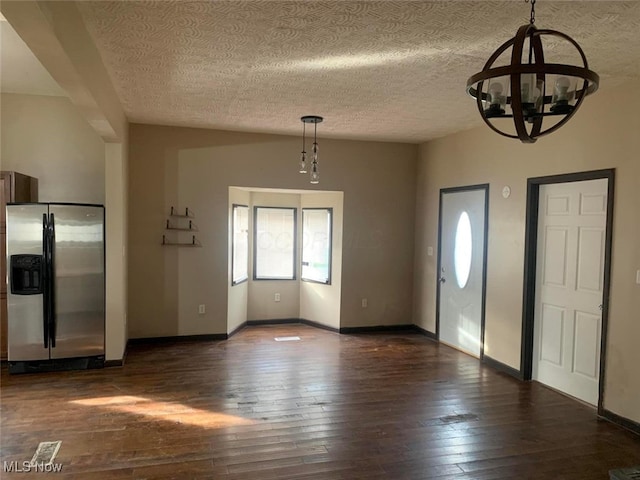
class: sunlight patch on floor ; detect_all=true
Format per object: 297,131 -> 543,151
70,396 -> 256,429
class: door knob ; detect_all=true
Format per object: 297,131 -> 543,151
439,277 -> 446,284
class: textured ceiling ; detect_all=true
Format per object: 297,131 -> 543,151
77,1 -> 640,143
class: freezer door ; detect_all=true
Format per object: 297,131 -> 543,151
6,204 -> 49,361
49,205 -> 105,359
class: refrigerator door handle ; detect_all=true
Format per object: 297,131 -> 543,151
42,214 -> 49,349
49,213 -> 57,348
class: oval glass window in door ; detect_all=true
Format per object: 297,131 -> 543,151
454,211 -> 473,288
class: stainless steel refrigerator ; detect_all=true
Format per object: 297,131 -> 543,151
6,203 -> 105,373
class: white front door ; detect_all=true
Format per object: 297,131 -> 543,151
438,188 -> 487,358
533,179 -> 607,405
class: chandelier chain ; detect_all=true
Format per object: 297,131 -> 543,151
526,0 -> 536,25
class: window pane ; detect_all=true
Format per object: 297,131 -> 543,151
302,208 -> 332,284
254,207 -> 296,280
454,211 -> 472,289
232,205 -> 249,285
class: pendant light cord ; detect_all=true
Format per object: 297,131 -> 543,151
313,122 -> 318,161
302,122 -> 306,153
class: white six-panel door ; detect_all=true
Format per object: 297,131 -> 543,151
533,179 -> 607,405
439,188 -> 486,358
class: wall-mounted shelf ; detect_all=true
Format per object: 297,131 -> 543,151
170,206 -> 192,218
166,219 -> 196,231
162,234 -> 200,247
162,207 -> 200,246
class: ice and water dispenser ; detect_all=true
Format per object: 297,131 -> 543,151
9,254 -> 43,295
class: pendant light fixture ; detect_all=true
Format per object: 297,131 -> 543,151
466,0 -> 599,143
299,115 -> 323,184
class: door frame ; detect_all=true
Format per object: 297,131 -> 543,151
436,183 -> 490,359
521,169 -> 615,413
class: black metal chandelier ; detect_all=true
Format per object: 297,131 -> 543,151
466,0 -> 599,143
298,115 -> 323,184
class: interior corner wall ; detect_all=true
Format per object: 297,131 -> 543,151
413,80 -> 640,424
0,93 -> 105,203
227,187 -> 250,334
299,192 -> 344,331
128,124 -> 417,340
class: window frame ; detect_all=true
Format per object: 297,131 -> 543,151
231,204 -> 249,286
253,206 -> 297,281
301,207 -> 333,285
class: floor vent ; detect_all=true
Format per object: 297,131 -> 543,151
30,441 -> 61,465
274,336 -> 301,342
610,467 -> 640,480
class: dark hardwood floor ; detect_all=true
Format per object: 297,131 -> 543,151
1,324 -> 638,479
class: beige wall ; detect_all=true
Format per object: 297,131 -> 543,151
414,80 -> 640,423
128,124 -> 417,338
1,93 -> 105,203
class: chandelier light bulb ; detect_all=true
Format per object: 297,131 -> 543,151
310,162 -> 320,184
520,75 -> 539,103
550,76 -> 576,115
299,151 -> 307,174
489,82 -> 503,102
485,81 -> 506,117
555,76 -> 571,98
520,75 -> 544,120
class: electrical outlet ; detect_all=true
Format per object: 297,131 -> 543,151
275,293 -> 281,302
361,298 -> 368,308
636,269 -> 640,285
198,304 -> 205,314
427,246 -> 433,256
